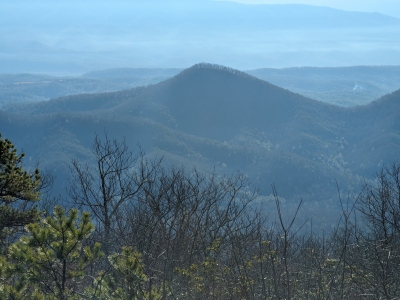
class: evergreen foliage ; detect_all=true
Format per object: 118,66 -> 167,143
5,206 -> 102,299
88,247 -> 161,300
0,133 -> 41,246
0,206 -> 157,300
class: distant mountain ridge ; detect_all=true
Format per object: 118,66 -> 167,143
247,66 -> 400,106
1,3 -> 400,73
81,68 -> 181,80
3,65 -> 399,110
1,63 -> 400,224
9,63 -> 341,140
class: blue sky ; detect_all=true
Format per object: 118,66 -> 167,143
217,0 -> 400,17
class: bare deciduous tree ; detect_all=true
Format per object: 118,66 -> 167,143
68,133 -> 161,254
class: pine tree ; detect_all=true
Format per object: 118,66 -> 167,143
7,206 -> 103,300
87,246 -> 161,300
0,133 -> 41,246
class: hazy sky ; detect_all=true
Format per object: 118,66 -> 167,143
218,0 -> 400,17
1,0 -> 400,72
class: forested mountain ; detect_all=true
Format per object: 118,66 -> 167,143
1,63 -> 400,225
2,65 -> 399,109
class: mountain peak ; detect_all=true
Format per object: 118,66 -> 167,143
192,63 -> 240,73
181,63 -> 258,81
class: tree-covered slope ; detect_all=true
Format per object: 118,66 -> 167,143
1,63 -> 399,223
